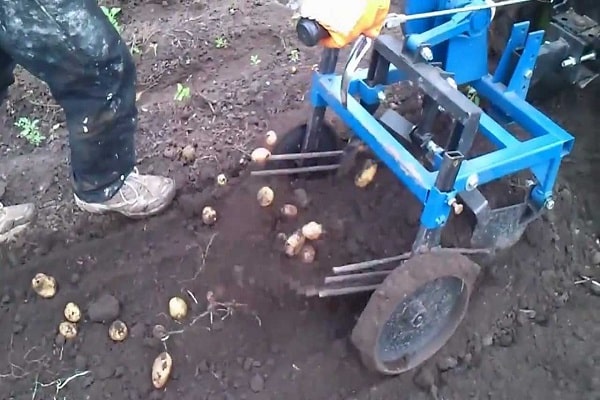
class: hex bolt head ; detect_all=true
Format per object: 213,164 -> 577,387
545,198 -> 555,210
420,47 -> 433,61
466,174 -> 479,191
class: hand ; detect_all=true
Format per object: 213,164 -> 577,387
299,0 -> 390,48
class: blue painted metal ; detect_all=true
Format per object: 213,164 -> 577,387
307,0 -> 575,231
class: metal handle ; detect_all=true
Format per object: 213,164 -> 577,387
341,35 -> 373,108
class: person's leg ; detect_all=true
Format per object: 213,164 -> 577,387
0,0 -> 175,220
0,47 -> 36,244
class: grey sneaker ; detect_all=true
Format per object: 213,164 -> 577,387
74,168 -> 176,219
0,202 -> 36,244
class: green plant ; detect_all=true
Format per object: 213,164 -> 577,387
174,83 -> 191,102
15,117 -> 45,146
288,49 -> 300,62
214,36 -> 229,48
250,55 -> 261,66
101,6 -> 122,33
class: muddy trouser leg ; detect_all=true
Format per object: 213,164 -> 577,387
0,48 -> 16,104
0,0 -> 137,203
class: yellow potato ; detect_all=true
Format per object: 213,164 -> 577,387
108,320 -> 128,342
257,186 -> 274,207
168,297 -> 188,320
301,221 -> 323,241
265,130 -> 277,147
152,352 -> 173,389
31,273 -> 57,299
64,302 -> 82,323
59,321 -> 77,339
285,230 -> 305,257
216,174 -> 227,186
355,159 -> 378,188
251,147 -> 271,164
202,206 -> 217,225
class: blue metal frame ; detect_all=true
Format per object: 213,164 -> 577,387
307,2 -> 574,231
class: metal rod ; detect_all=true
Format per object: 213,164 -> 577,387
385,0 -> 532,27
332,247 -> 492,274
324,270 -> 392,284
318,284 -> 380,298
250,164 -> 340,176
266,150 -> 344,161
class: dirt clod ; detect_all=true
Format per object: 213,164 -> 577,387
88,294 -> 120,323
250,373 -> 265,392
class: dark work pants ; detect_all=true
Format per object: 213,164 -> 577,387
0,0 -> 137,203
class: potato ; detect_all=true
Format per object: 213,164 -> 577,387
152,324 -> 168,340
108,320 -> 128,342
355,159 -> 378,188
301,221 -> 323,241
152,352 -> 173,389
64,302 -> 82,323
280,204 -> 298,218
202,206 -> 217,225
299,244 -> 316,263
58,321 -> 77,340
181,145 -> 196,163
168,297 -> 188,320
265,130 -> 277,147
257,186 -> 274,207
285,230 -> 305,257
251,147 -> 271,164
216,174 -> 227,186
31,273 -> 57,299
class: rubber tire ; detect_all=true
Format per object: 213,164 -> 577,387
350,252 -> 481,375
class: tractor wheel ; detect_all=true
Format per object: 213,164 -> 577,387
350,252 -> 481,375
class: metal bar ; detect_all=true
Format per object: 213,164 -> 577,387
250,164 -> 339,176
265,150 -> 343,161
324,270 -> 392,284
318,285 -> 380,298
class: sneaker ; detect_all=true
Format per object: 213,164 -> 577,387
0,202 -> 36,244
74,168 -> 176,219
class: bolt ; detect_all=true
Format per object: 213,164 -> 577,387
581,52 -> 597,62
524,69 -> 533,79
561,57 -> 576,68
466,174 -> 479,191
545,198 -> 555,210
420,47 -> 433,61
377,91 -> 386,102
446,77 -> 457,90
448,198 -> 464,215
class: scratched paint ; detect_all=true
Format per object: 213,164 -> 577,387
0,0 -> 138,203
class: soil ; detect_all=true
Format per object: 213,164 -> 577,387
1,1 -> 599,400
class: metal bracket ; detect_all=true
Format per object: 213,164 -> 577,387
341,35 -> 373,108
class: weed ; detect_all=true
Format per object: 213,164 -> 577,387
174,83 -> 191,102
250,55 -> 261,66
288,49 -> 300,63
214,36 -> 229,49
101,6 -> 122,33
15,117 -> 45,146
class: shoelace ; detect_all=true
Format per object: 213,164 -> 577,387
115,167 -> 144,206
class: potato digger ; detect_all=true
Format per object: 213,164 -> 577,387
252,0 -> 598,375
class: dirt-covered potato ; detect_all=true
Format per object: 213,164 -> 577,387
152,351 -> 173,389
257,186 -> 274,207
168,297 -> 188,320
31,273 -> 57,299
59,321 -> 77,339
280,204 -> 298,218
108,320 -> 128,342
64,302 -> 82,323
301,221 -> 323,241
299,244 -> 316,263
202,206 -> 217,225
355,159 -> 378,188
285,230 -> 305,257
251,147 -> 271,164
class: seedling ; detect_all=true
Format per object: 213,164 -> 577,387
214,36 -> 229,49
101,6 -> 122,33
14,117 -> 45,146
174,83 -> 191,102
250,55 -> 261,66
289,49 -> 300,63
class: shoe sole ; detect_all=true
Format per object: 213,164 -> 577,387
75,188 -> 177,219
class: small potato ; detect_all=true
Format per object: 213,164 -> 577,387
181,145 -> 196,163
108,320 -> 128,342
301,221 -> 323,241
257,186 -> 274,207
355,159 -> 378,188
251,147 -> 271,164
285,230 -> 305,257
299,244 -> 316,263
64,302 -> 82,323
59,321 -> 77,340
168,297 -> 188,320
152,324 -> 168,340
152,351 -> 173,389
202,206 -> 217,225
31,273 -> 57,299
280,204 -> 298,218
216,174 -> 227,186
265,130 -> 277,147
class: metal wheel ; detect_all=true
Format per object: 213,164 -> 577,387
350,252 -> 480,375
